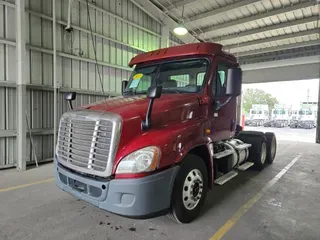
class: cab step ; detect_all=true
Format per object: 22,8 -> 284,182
237,162 -> 254,171
235,143 -> 251,150
214,171 -> 238,185
213,149 -> 234,159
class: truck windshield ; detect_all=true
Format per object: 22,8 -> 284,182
299,110 -> 313,115
306,110 -> 313,115
124,59 -> 208,95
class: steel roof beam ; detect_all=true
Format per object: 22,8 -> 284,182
197,1 -> 315,37
186,0 -> 260,24
241,55 -> 320,71
242,63 -> 320,83
236,40 -> 320,57
225,29 -> 319,50
239,48 -> 319,63
164,0 -> 198,12
130,0 -> 198,43
207,15 -> 319,42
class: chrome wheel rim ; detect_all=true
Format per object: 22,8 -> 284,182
261,142 -> 267,164
182,169 -> 203,210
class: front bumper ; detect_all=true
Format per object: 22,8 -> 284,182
54,157 -> 179,218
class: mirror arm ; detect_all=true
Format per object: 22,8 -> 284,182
122,80 -> 128,94
142,98 -> 154,130
68,101 -> 74,110
215,96 -> 232,111
141,85 -> 162,131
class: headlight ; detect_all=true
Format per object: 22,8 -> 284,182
116,146 -> 161,174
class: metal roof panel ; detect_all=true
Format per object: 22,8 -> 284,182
151,0 -> 319,62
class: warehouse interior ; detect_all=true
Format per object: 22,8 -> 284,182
0,0 -> 320,239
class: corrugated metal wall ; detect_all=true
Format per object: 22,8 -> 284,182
0,0 -> 165,168
169,32 -> 185,46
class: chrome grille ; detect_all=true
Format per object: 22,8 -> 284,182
56,110 -> 122,177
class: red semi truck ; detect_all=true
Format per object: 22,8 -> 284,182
55,42 -> 277,223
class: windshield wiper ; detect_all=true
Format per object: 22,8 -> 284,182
162,89 -> 181,94
123,89 -> 149,96
123,88 -> 136,95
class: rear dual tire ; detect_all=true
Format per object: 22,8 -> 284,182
237,131 -> 277,170
265,132 -> 277,163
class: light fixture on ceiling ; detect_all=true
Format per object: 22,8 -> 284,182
173,5 -> 188,36
174,23 -> 188,35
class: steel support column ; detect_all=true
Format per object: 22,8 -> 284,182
16,0 -> 27,171
316,80 -> 320,144
53,0 -> 58,154
160,26 -> 169,48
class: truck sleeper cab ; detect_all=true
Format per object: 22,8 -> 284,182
247,109 -> 269,126
290,108 -> 316,129
55,43 -> 277,223
264,108 -> 290,128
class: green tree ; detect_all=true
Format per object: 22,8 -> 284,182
242,89 -> 279,114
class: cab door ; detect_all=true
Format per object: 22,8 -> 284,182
208,59 -> 237,141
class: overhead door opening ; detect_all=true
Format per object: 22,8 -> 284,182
241,79 -> 319,143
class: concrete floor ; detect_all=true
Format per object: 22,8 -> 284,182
1,140 -> 320,240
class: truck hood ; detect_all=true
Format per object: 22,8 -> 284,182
81,94 -> 199,120
80,94 -> 201,152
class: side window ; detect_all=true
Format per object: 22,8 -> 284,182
169,74 -> 190,87
197,72 -> 206,86
213,64 -> 228,97
218,71 -> 226,86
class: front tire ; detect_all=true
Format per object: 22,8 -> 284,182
168,154 -> 208,223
